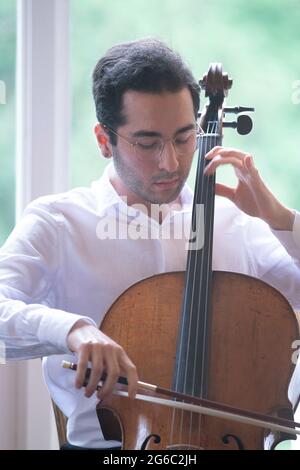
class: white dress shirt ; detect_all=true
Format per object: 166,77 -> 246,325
1,163 -> 300,448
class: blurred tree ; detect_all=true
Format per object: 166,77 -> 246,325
0,0 -> 16,245
1,1 -> 299,238
71,0 -> 300,209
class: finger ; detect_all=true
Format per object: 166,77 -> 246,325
97,347 -> 120,400
204,146 -> 223,160
204,156 -> 244,175
85,351 -> 104,398
75,346 -> 90,389
205,147 -> 248,161
120,356 -> 138,400
215,183 -> 235,201
244,154 -> 258,176
97,351 -> 138,401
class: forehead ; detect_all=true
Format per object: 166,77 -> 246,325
120,88 -> 195,132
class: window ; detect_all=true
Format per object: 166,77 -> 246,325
70,0 -> 300,213
0,0 -> 16,245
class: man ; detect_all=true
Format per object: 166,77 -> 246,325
0,38 -> 299,449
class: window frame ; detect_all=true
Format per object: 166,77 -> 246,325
14,0 -> 70,449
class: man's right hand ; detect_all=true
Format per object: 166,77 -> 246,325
66,319 -> 138,400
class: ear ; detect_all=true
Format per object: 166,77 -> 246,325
94,123 -> 113,159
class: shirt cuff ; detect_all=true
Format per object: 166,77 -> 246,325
271,210 -> 300,259
36,308 -> 97,354
293,211 -> 300,250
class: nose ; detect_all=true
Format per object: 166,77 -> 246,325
158,140 -> 179,172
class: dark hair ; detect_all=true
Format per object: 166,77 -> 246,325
92,38 -> 200,145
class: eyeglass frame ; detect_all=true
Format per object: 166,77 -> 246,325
102,122 -> 204,160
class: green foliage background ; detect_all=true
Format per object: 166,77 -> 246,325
1,0 -> 300,247
0,0 -> 15,245
71,0 -> 300,212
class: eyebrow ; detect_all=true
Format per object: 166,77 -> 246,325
131,123 -> 196,138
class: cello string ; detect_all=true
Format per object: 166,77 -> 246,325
173,119 -> 204,395
198,116 -> 218,390
189,120 -> 212,446
170,118 -> 201,444
201,117 -> 218,383
188,125 -> 207,446
198,119 -> 216,444
186,118 -> 215,446
171,115 -> 219,447
169,119 -> 204,446
182,124 -> 206,447
196,119 -> 219,446
189,126 -> 207,446
194,120 -> 211,445
171,117 -> 209,447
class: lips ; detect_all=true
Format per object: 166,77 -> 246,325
153,178 -> 179,189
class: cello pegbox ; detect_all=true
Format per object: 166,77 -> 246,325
199,63 -> 233,98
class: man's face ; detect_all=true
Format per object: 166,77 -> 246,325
111,88 -> 196,206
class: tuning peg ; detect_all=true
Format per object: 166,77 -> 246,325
223,106 -> 255,114
223,114 -> 253,135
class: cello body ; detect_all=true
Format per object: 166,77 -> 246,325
98,271 -> 300,449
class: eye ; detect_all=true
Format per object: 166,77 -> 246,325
175,131 -> 194,145
136,139 -> 161,150
175,137 -> 189,145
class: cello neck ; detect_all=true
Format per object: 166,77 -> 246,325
173,65 -> 230,397
173,121 -> 221,397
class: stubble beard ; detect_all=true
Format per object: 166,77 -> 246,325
112,148 -> 186,205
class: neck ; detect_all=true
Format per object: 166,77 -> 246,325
109,167 -> 182,224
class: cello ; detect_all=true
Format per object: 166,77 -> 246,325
94,64 -> 300,450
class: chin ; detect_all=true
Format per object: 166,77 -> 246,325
151,188 -> 182,205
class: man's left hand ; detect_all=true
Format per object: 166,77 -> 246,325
204,146 -> 295,231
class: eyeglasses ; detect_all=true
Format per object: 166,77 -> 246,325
103,123 -> 203,160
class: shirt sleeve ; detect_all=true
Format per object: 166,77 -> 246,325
270,211 -> 300,263
259,211 -> 300,311
0,199 -> 96,361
